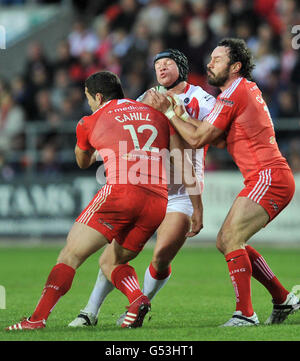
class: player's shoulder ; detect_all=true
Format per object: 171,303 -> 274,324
88,99 -> 146,117
77,114 -> 91,131
219,77 -> 252,101
111,98 -> 167,122
110,98 -> 150,110
183,83 -> 215,104
77,101 -> 114,130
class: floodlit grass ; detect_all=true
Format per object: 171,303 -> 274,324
0,245 -> 300,342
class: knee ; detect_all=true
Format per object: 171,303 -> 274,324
216,228 -> 235,255
99,253 -> 109,276
57,246 -> 81,269
99,252 -> 117,281
216,227 -> 243,255
216,229 -> 226,254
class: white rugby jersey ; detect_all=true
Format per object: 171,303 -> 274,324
137,83 -> 216,196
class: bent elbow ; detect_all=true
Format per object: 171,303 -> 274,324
76,158 -> 89,169
78,164 -> 88,169
77,163 -> 86,169
189,137 -> 204,149
189,140 -> 199,149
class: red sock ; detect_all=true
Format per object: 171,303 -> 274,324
111,264 -> 143,304
245,245 -> 289,304
149,262 -> 171,280
225,249 -> 254,317
30,263 -> 75,322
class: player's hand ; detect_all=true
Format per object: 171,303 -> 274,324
166,91 -> 189,120
174,103 -> 186,118
144,89 -> 171,113
185,207 -> 203,237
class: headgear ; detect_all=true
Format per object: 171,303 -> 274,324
153,49 -> 189,88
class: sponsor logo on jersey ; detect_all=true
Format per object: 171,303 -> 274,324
110,105 -> 149,113
219,98 -> 234,107
122,152 -> 160,161
204,94 -> 214,101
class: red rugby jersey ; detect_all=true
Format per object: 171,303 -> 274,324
206,77 -> 290,181
76,98 -> 175,198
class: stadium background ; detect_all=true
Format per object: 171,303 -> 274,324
0,0 -> 299,245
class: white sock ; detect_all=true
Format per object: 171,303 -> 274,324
142,266 -> 171,301
82,268 -> 114,316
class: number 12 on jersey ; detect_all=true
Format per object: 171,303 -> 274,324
123,124 -> 159,153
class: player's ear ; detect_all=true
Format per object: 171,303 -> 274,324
95,92 -> 103,105
231,61 -> 242,75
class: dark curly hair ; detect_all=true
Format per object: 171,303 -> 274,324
218,38 -> 255,80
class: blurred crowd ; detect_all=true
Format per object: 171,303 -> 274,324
0,0 -> 300,179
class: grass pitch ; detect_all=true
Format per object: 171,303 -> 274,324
0,244 -> 300,342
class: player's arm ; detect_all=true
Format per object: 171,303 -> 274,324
177,107 -> 227,148
168,94 -> 227,149
169,111 -> 223,149
75,118 -> 97,169
75,145 -> 97,169
147,90 -> 225,149
169,97 -> 225,148
169,131 -> 203,237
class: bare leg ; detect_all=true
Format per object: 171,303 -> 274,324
143,212 -> 190,300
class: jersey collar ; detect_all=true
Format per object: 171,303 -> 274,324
92,100 -> 112,115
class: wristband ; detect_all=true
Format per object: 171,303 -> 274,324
165,108 -> 176,119
172,94 -> 190,121
181,112 -> 190,121
164,96 -> 176,119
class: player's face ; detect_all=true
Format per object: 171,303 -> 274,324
155,58 -> 180,87
85,87 -> 100,112
207,46 -> 231,87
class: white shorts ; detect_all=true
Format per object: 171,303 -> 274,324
166,194 -> 193,217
